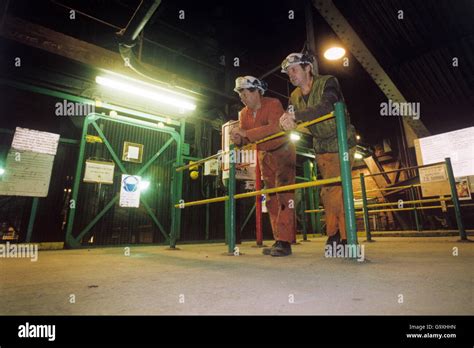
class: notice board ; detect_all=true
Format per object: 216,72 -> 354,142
0,128 -> 60,197
415,127 -> 474,198
0,150 -> 55,197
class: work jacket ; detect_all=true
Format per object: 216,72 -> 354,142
239,97 -> 289,152
289,75 -> 356,154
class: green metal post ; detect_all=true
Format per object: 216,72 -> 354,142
413,207 -> 421,232
303,160 -> 316,234
335,102 -> 358,248
360,173 -> 372,242
65,116 -> 90,248
227,144 -> 236,254
25,197 -> 39,243
445,158 -> 468,241
170,121 -> 185,248
224,199 -> 229,245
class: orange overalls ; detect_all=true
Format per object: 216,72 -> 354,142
316,148 -> 355,240
239,97 -> 296,243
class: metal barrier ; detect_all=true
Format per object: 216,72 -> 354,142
306,204 -> 474,233
175,113 -> 335,172
359,158 -> 469,241
306,159 -> 470,242
353,184 -> 421,195
174,102 -> 358,255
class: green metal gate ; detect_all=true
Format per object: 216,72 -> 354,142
65,112 -> 184,248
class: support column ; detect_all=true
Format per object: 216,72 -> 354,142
227,144 -> 237,254
170,121 -> 185,248
335,102 -> 358,249
445,157 -> 468,241
65,115 -> 90,248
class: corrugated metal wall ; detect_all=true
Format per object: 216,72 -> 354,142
0,118 -> 275,246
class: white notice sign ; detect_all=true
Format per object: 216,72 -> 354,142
0,150 -> 54,197
119,174 -> 141,208
11,127 -> 60,155
418,164 -> 451,197
419,164 -> 448,183
84,160 -> 115,184
127,146 -> 140,160
419,127 -> 474,177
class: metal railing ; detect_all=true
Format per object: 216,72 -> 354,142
358,158 -> 468,241
174,102 -> 359,255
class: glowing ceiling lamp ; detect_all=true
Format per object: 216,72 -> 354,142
324,47 -> 346,60
96,75 -> 196,111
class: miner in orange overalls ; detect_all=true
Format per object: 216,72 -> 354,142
230,76 -> 296,257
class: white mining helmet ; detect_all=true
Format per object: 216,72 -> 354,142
281,52 -> 318,75
233,76 -> 268,94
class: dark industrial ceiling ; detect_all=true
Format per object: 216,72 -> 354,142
2,0 -> 473,145
335,0 -> 474,134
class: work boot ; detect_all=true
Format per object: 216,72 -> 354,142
262,242 -> 277,255
326,231 -> 341,245
270,241 -> 292,257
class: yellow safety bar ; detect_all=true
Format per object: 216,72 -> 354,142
353,184 -> 421,195
306,203 -> 474,214
175,112 -> 334,172
365,197 -> 451,208
234,176 -> 341,200
175,176 -> 341,208
174,196 -> 229,208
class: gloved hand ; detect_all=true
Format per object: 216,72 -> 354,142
279,112 -> 297,131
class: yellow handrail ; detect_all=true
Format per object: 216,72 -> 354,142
174,196 -> 229,208
234,176 -> 341,199
175,176 -> 341,208
175,112 -> 334,172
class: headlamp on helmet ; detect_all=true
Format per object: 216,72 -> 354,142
281,53 -> 315,74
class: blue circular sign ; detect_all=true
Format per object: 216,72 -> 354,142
122,175 -> 139,192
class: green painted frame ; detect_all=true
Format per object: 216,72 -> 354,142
65,113 -> 183,248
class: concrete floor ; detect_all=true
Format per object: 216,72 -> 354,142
1,236 -> 473,315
